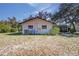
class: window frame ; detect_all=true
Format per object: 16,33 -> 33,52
42,25 -> 47,29
28,25 -> 33,29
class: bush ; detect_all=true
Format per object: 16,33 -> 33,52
0,24 -> 11,33
74,32 -> 79,35
0,22 -> 19,33
70,28 -> 75,34
10,28 -> 17,32
49,26 -> 60,35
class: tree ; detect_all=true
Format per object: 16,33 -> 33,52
28,15 -> 33,19
37,11 -> 44,18
0,23 -> 11,33
52,3 -> 79,32
36,11 -> 53,20
8,17 -> 17,28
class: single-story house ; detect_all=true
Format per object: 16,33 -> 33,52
20,17 -> 54,34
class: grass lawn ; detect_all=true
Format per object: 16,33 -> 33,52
0,33 -> 79,56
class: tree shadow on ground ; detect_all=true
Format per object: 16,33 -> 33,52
6,32 -> 77,38
6,32 -> 55,36
7,32 -> 23,35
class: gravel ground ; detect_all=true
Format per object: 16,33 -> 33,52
0,34 -> 79,56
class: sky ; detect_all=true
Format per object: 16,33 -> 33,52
0,3 -> 60,21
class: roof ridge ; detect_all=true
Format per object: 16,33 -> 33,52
20,17 -> 54,24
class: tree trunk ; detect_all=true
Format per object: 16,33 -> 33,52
70,22 -> 76,34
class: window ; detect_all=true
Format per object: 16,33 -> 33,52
42,25 -> 47,29
28,25 -> 33,29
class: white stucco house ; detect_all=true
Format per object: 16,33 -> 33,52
20,17 -> 54,34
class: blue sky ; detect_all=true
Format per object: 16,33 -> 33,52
0,3 -> 60,21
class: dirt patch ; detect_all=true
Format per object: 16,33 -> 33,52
0,34 -> 79,56
0,36 -> 64,56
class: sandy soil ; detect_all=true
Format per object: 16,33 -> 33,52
0,33 -> 79,56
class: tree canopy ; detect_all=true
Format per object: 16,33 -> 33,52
52,3 -> 79,32
0,17 -> 21,33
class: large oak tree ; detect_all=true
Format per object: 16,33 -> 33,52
52,3 -> 79,32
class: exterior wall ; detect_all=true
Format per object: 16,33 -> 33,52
21,18 -> 53,34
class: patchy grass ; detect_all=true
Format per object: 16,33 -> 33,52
0,33 -> 79,56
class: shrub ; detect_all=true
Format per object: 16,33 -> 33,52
49,26 -> 60,35
74,32 -> 79,35
10,28 -> 17,32
70,28 -> 75,34
0,24 -> 11,33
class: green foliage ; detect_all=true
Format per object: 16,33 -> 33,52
0,23 -> 11,33
70,28 -> 75,34
0,17 -> 21,33
0,23 -> 18,33
74,32 -> 79,35
52,4 -> 79,32
49,26 -> 60,35
10,28 -> 18,32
